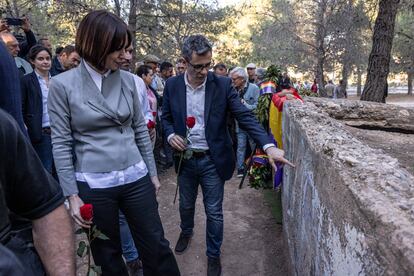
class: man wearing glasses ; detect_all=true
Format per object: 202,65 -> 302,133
246,63 -> 257,83
162,35 -> 294,276
229,67 -> 260,177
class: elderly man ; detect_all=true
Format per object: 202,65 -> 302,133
246,63 -> 256,83
230,67 -> 261,177
0,32 -> 33,76
50,45 -> 80,76
0,17 -> 36,58
162,35 -> 293,276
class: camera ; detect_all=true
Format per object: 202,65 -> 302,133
5,17 -> 23,26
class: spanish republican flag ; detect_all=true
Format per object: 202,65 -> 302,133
269,87 -> 303,150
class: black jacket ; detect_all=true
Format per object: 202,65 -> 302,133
21,71 -> 45,143
50,56 -> 65,77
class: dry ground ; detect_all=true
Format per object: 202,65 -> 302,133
76,169 -> 288,276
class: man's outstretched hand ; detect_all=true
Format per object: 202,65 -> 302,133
265,146 -> 295,171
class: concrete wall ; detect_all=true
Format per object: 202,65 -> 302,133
282,98 -> 414,276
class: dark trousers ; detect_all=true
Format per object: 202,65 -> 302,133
77,175 -> 180,276
4,228 -> 45,275
0,244 -> 25,276
178,155 -> 224,258
32,133 -> 53,174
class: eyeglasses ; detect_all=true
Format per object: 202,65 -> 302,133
188,61 -> 213,72
231,76 -> 243,82
247,67 -> 256,70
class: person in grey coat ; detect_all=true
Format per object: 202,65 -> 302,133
47,10 -> 180,276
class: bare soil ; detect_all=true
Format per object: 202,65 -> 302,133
158,169 -> 288,276
349,93 -> 414,108
346,126 -> 414,175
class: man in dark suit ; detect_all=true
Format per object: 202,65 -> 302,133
162,35 -> 294,276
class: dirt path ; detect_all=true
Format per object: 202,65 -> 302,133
158,169 -> 288,276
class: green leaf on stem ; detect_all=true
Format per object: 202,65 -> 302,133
183,149 -> 193,159
97,232 -> 109,240
88,269 -> 97,276
76,241 -> 87,257
92,229 -> 101,240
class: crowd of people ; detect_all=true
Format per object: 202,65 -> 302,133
0,10 -> 295,276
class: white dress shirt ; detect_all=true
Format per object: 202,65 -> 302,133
75,61 -> 148,189
132,74 -> 153,123
35,71 -> 51,128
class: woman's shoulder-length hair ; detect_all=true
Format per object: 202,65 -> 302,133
75,10 -> 132,71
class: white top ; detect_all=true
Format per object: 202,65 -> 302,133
183,72 -> 209,150
35,71 -> 50,128
132,74 -> 153,123
75,62 -> 148,189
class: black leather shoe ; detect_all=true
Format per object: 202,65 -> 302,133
207,257 -> 221,276
174,232 -> 192,254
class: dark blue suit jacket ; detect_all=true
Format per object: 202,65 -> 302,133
161,72 -> 271,181
21,71 -> 44,143
0,42 -> 27,136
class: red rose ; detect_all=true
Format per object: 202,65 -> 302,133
186,116 -> 196,128
80,204 -> 93,221
152,111 -> 157,117
147,120 -> 155,129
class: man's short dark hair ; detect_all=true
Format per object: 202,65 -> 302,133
75,10 -> 132,71
181,35 -> 212,62
135,64 -> 152,78
55,46 -> 64,55
160,61 -> 173,72
37,38 -> 49,45
176,57 -> 186,64
61,45 -> 76,56
213,63 -> 227,71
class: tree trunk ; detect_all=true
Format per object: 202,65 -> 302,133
408,69 -> 413,96
315,0 -> 327,97
341,62 -> 351,92
356,66 -> 362,96
114,0 -> 121,16
361,0 -> 400,102
128,0 -> 138,70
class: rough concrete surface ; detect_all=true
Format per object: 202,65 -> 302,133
158,169 -> 288,276
282,98 -> 414,276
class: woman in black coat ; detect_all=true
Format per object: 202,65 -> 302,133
21,45 -> 54,173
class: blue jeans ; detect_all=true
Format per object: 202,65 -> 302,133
236,128 -> 255,170
119,211 -> 139,262
32,133 -> 53,174
178,155 -> 224,258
